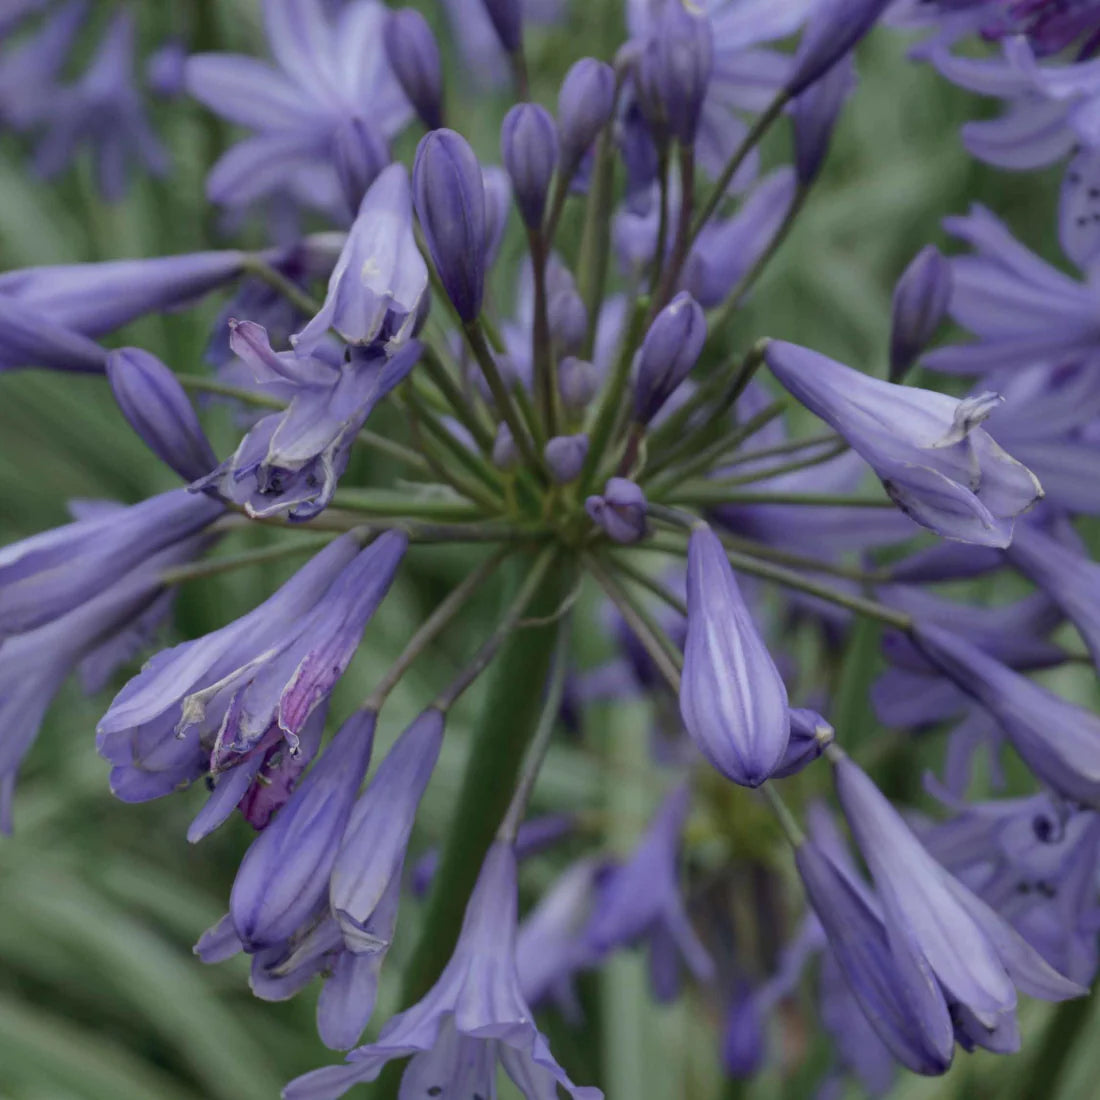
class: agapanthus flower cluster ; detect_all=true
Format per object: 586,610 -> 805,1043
4,0 -> 1100,1097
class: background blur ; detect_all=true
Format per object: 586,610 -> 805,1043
0,1 -> 1092,1098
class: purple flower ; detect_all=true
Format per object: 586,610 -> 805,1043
318,709 -> 444,1049
146,39 -> 188,100
230,711 -> 376,952
637,0 -> 714,146
681,525 -> 790,787
185,0 -> 411,215
283,842 -> 601,1100
557,58 -> 616,173
106,349 -> 217,482
413,128 -> 489,322
331,115 -> 390,218
923,202 -> 1100,376
0,0 -> 84,130
633,291 -> 706,425
832,753 -> 1084,1052
558,355 -> 599,411
481,0 -> 524,52
889,245 -> 953,381
772,708 -> 834,778
792,52 -> 856,184
586,477 -> 648,544
0,530 -> 204,831
911,620 -> 1100,808
786,0 -> 893,97
501,103 -> 559,228
33,10 -> 168,200
293,165 -> 427,355
586,784 -> 714,1000
192,323 -> 420,521
1004,520 -> 1100,669
681,167 -> 797,307
0,249 -> 250,339
96,532 -> 406,838
794,835 -> 955,1075
0,296 -> 106,373
383,8 -> 443,132
544,434 -> 589,483
765,340 -> 1042,547
0,488 -> 221,636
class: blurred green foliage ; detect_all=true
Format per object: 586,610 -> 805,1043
0,1 -> 1094,1098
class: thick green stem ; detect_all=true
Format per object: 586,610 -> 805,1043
397,555 -> 572,1011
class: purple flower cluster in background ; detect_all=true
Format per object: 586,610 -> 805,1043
4,0 -> 1100,1097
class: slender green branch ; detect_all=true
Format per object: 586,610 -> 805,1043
528,227 -> 559,437
716,431 -> 843,469
662,486 -> 895,509
578,296 -> 650,494
690,92 -> 790,245
242,254 -> 322,317
694,439 -> 848,490
497,614 -> 571,842
610,553 -> 688,617
586,553 -> 683,691
577,115 -> 618,359
648,140 -> 672,299
364,547 -> 514,711
419,346 -> 496,453
463,318 -> 544,474
159,534 -> 335,585
331,488 -> 490,521
651,144 -> 696,314
761,784 -> 805,847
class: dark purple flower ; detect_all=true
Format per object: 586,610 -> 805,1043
792,52 -> 856,184
911,620 -> 1100,807
0,488 -> 221,636
284,842 -> 600,1099
544,434 -> 589,483
96,532 -> 406,838
106,349 -> 217,482
765,340 -> 1042,547
681,525 -> 790,787
383,8 -> 443,131
0,249 -> 250,338
787,0 -> 893,97
481,0 -> 523,52
33,10 -> 168,200
193,324 -> 420,521
634,291 -> 706,425
586,477 -> 648,544
230,711 -> 376,951
293,165 -> 427,355
557,58 -> 616,172
413,128 -> 488,322
638,0 -> 714,145
501,103 -> 559,228
586,784 -> 714,1000
186,0 -> 411,215
889,245 -> 953,381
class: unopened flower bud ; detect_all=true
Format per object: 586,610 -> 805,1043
633,291 -> 706,424
146,40 -> 187,99
586,477 -> 647,543
558,355 -> 599,411
786,0 -> 892,97
483,165 -> 512,269
548,285 -> 587,354
501,103 -> 558,228
638,2 -> 713,145
413,129 -> 488,322
792,54 -> 856,185
384,9 -> 443,131
557,58 -> 616,169
681,525 -> 790,787
106,348 -> 217,481
332,115 -> 389,219
481,0 -> 522,52
889,245 -> 953,381
492,422 -> 519,470
771,708 -> 835,778
544,434 -> 589,483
